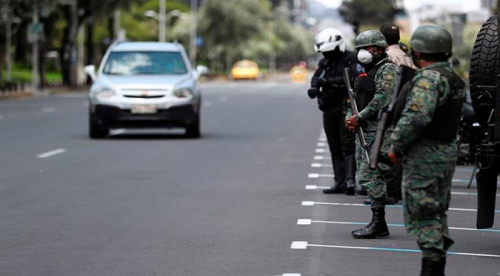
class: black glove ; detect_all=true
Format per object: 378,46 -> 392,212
317,96 -> 325,111
308,88 -> 318,99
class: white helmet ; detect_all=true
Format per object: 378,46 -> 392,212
314,28 -> 346,53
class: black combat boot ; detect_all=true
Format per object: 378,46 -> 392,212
420,258 -> 446,276
323,155 -> 346,194
352,207 -> 389,239
344,154 -> 356,195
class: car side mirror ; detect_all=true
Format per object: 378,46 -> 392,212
196,65 -> 209,76
84,65 -> 97,82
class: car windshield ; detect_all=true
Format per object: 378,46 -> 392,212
103,51 -> 188,76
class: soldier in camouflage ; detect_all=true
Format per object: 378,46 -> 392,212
388,25 -> 465,276
345,30 -> 398,239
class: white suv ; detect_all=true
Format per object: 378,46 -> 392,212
85,42 -> 206,138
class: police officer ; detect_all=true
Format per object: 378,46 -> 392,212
308,28 -> 358,195
388,25 -> 465,275
344,30 -> 398,238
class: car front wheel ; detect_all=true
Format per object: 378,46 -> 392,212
185,114 -> 200,138
89,112 -> 109,139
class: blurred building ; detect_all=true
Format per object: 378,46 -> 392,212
481,0 -> 496,9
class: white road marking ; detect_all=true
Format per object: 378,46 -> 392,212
301,201 -> 499,213
452,191 -> 500,197
317,142 -> 327,147
291,241 -> 308,249
220,96 -> 228,102
297,219 -> 500,233
318,137 -> 327,142
292,242 -> 500,258
306,185 -> 330,190
203,101 -> 212,107
311,163 -> 332,168
37,148 -> 67,159
42,107 -> 57,113
314,155 -> 330,160
308,173 -> 334,178
110,129 -> 126,135
315,148 -> 328,153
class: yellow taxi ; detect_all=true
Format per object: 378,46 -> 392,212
231,60 -> 260,80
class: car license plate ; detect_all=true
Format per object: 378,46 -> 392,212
131,104 -> 157,114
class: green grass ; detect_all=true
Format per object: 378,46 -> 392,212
1,65 -> 62,83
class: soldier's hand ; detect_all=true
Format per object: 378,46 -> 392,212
387,149 -> 401,165
344,116 -> 359,132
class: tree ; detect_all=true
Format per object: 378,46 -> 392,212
340,0 -> 396,34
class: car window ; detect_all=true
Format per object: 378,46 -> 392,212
103,51 -> 188,76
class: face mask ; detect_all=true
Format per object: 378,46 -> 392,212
357,49 -> 373,64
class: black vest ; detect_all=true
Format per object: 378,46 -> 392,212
355,59 -> 391,121
394,66 -> 465,142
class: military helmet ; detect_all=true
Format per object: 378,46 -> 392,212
355,30 -> 388,49
410,25 -> 452,55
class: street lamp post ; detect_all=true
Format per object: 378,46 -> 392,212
145,8 -> 185,42
159,0 -> 166,42
189,0 -> 197,64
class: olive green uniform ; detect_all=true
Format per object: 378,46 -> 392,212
390,62 -> 465,260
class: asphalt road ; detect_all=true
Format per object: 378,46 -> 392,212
0,80 -> 499,276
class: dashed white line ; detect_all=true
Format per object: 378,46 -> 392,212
308,173 -> 334,178
311,163 -> 332,168
316,142 -> 327,147
220,96 -> 228,102
315,148 -> 328,153
318,137 -> 327,142
37,148 -> 67,159
313,156 -> 331,161
42,107 -> 57,113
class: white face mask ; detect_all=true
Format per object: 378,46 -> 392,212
357,49 -> 373,64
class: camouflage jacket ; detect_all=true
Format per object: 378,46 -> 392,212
390,62 -> 465,153
347,58 -> 398,132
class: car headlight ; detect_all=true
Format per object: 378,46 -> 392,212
173,88 -> 193,98
94,87 -> 116,100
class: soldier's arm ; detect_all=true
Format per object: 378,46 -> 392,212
357,63 -> 398,120
390,71 -> 442,153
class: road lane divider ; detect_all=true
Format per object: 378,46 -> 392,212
313,156 -> 330,160
37,148 -> 67,159
296,219 -> 500,233
301,201 -> 500,213
311,163 -> 332,168
290,241 -> 500,258
316,142 -> 327,147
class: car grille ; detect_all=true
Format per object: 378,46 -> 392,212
121,89 -> 168,99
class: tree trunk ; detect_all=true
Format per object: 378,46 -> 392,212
14,20 -> 28,65
39,15 -> 56,88
86,15 -> 95,85
59,3 -> 78,87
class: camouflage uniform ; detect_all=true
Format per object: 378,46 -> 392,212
349,58 -> 398,208
390,62 -> 465,260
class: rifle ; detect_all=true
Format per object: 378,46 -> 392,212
343,68 -> 370,163
369,65 -> 415,169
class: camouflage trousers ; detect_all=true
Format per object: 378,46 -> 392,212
355,129 -> 392,208
402,138 -> 456,260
